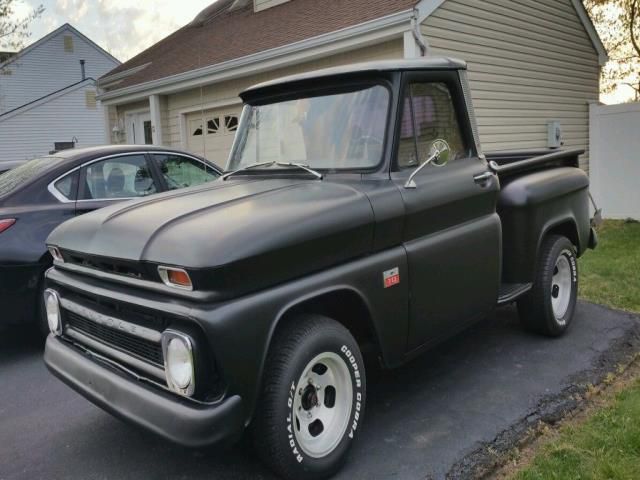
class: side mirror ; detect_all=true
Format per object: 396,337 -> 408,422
404,139 -> 451,189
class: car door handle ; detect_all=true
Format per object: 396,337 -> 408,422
474,171 -> 494,184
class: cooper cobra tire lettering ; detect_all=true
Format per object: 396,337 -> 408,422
341,345 -> 362,437
286,381 -> 304,463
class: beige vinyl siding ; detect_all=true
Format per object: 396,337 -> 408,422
422,0 -> 600,170
162,39 -> 404,161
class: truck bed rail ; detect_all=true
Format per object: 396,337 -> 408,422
487,149 -> 584,177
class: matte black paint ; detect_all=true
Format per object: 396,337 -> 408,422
0,145 -> 220,326
43,59 -> 595,448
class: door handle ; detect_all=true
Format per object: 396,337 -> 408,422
474,171 -> 494,185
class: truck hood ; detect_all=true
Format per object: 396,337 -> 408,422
49,178 -> 375,292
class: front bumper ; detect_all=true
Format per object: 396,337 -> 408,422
44,335 -> 245,448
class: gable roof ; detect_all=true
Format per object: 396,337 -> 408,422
0,23 -> 120,71
100,0 -> 607,99
100,0 -> 418,90
414,0 -> 608,64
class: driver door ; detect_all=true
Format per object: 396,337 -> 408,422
391,73 -> 501,352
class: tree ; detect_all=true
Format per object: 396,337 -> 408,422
0,0 -> 44,66
586,0 -> 640,102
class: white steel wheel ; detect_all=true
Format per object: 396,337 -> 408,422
518,235 -> 578,337
551,254 -> 573,322
253,315 -> 366,480
292,352 -> 353,459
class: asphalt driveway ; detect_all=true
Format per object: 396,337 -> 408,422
1,301 -> 639,480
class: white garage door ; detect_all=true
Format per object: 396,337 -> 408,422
186,107 -> 241,166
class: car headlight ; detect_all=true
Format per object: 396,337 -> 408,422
162,331 -> 195,396
44,289 -> 62,336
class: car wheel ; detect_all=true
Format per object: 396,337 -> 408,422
518,235 -> 578,337
253,314 -> 366,480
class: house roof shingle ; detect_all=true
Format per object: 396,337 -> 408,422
101,0 -> 417,90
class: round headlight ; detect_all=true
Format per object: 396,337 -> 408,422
44,289 -> 61,335
165,335 -> 194,392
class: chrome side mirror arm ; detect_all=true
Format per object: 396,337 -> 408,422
404,150 -> 440,189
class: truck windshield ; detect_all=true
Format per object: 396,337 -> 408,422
228,85 -> 389,171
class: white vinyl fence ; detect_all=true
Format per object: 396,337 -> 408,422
589,102 -> 640,220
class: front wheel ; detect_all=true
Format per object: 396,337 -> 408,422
253,315 -> 366,480
518,235 -> 578,336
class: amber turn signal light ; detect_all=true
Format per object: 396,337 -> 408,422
158,266 -> 193,291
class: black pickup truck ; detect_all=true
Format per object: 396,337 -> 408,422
43,58 -> 597,480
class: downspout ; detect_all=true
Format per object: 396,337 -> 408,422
411,7 -> 429,56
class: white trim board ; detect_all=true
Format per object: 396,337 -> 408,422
0,78 -> 96,123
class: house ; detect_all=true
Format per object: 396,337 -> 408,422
98,0 -> 607,170
0,24 -> 120,162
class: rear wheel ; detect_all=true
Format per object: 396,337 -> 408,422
253,315 -> 366,480
518,235 -> 578,336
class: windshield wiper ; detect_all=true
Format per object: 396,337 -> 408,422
221,161 -> 275,181
274,162 -> 323,180
221,161 -> 323,181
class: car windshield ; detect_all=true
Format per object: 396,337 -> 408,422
228,84 -> 389,171
0,156 -> 64,197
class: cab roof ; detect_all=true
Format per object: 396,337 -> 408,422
241,57 -> 467,99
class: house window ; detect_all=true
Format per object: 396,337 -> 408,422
225,115 -> 239,133
207,117 -> 220,135
190,119 -> 203,136
64,35 -> 74,52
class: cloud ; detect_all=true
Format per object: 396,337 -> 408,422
15,0 -> 214,61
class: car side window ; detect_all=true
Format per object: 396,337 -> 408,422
397,82 -> 468,169
53,171 -> 79,201
152,154 -> 219,190
80,155 -> 157,200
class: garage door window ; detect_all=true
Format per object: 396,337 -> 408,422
191,119 -> 203,136
81,155 -> 157,200
207,117 -> 220,135
224,115 -> 238,133
153,154 -> 219,190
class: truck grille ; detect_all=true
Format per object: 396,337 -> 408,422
65,311 -> 164,367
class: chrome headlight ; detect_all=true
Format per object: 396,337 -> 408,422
44,289 -> 62,336
162,331 -> 195,396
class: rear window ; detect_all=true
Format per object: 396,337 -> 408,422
0,157 -> 64,197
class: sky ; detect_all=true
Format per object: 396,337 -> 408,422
11,0 -> 214,62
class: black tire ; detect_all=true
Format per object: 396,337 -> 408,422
253,315 -> 366,480
517,235 -> 578,337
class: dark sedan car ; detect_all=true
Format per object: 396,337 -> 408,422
0,145 -> 221,333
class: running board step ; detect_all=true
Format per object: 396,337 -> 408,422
498,283 -> 533,305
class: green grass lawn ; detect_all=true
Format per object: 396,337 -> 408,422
579,220 -> 640,313
512,220 -> 640,480
513,380 -> 640,480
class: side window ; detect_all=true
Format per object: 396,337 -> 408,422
397,82 -> 468,169
153,154 -> 219,190
53,170 -> 79,201
80,155 -> 157,200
